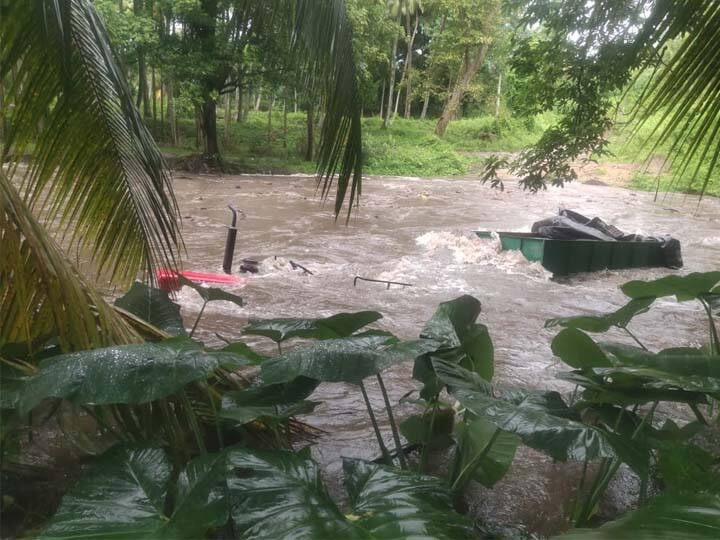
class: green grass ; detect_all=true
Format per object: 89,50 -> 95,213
155,111 -> 550,177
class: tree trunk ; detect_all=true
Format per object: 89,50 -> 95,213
201,98 -> 219,156
236,87 -> 242,122
383,32 -> 398,129
294,89 -> 298,113
435,44 -> 490,137
223,89 -> 232,147
160,74 -> 165,138
0,78 -> 5,142
283,92 -> 288,148
151,66 -> 157,122
403,13 -> 420,119
136,51 -> 151,117
254,89 -> 262,111
167,79 -> 178,145
305,101 -> 314,161
495,71 -> 502,127
379,79 -> 386,118
242,89 -> 250,121
266,95 -> 273,140
420,90 -> 430,119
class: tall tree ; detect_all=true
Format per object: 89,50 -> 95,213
432,0 -> 501,137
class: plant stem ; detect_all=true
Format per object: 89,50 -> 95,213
420,401 -> 439,472
181,391 -> 207,454
700,298 -> 720,356
623,327 -> 648,351
204,384 -> 224,449
450,428 -> 501,494
359,380 -> 393,465
376,373 -> 407,470
189,301 -> 208,338
689,402 -> 708,425
277,342 -> 283,355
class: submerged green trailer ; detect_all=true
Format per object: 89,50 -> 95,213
474,231 -> 669,276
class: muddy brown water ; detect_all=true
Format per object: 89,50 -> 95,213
163,172 -> 720,535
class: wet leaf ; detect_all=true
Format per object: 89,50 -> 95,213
18,339 -> 242,415
558,492 -> 720,539
419,295 -> 494,382
453,388 -> 618,462
218,399 -> 320,425
545,297 -> 655,332
38,447 -> 228,539
179,276 -> 244,307
114,281 -> 186,336
399,408 -> 455,450
219,340 -> 267,365
225,448 -> 355,538
658,443 -> 720,494
224,377 -> 320,406
243,311 -> 382,343
343,458 -> 476,539
452,417 -> 520,489
621,272 -> 720,301
261,335 -> 439,385
552,328 -> 612,369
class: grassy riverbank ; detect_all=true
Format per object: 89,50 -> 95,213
155,110 -> 719,196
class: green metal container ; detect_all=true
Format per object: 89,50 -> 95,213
474,231 -> 668,276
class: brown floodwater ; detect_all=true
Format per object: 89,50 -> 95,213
167,172 -> 719,534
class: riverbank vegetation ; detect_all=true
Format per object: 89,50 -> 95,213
3,0 -> 720,538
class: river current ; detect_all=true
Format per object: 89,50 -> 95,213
169,172 -> 718,534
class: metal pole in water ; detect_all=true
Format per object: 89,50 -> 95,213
223,205 -> 238,274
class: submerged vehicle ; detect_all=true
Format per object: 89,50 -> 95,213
475,210 -> 683,276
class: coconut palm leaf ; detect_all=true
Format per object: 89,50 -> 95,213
291,0 -> 363,221
629,1 -> 720,197
0,172 -> 139,354
0,0 -> 181,284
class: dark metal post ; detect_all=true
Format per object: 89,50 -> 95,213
223,205 -> 238,274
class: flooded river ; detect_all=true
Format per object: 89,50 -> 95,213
171,172 -> 718,534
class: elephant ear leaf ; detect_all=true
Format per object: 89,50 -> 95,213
114,281 -> 186,336
243,311 -> 382,343
39,447 -> 230,540
545,297 -> 655,333
225,448 -> 355,539
18,340 -> 225,415
38,447 -> 171,540
343,458 -> 476,539
622,272 -> 720,301
558,492 -> 720,539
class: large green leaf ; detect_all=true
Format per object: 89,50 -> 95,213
39,447 -> 228,539
222,377 -> 320,407
114,281 -> 186,336
243,311 -> 382,343
551,328 -> 612,369
225,448 -> 355,538
219,399 -> 320,426
431,358 -> 493,395
179,276 -> 244,308
658,443 -> 720,495
344,458 -> 476,539
558,492 -> 720,539
622,272 -> 720,301
451,417 -> 520,489
219,341 -> 267,365
261,335 -> 439,385
18,339 -> 243,415
399,408 -> 455,450
419,295 -> 494,381
453,388 -> 618,462
545,298 -> 655,333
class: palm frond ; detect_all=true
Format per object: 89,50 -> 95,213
0,172 -> 141,354
291,0 -> 363,221
0,0 -> 182,284
630,1 -> 720,198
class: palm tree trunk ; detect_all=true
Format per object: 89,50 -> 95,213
151,66 -> 157,122
236,87 -> 242,122
379,79 -> 386,118
167,79 -> 178,145
201,98 -> 219,156
495,71 -> 502,125
403,13 -> 420,119
254,88 -> 262,111
305,100 -> 314,161
435,44 -> 490,137
223,89 -> 231,147
383,32 -> 398,129
267,94 -> 273,140
420,90 -> 430,119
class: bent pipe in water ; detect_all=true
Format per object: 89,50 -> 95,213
223,205 -> 239,274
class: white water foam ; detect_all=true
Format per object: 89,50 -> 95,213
415,230 -> 550,279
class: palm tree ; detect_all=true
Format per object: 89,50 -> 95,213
0,0 -> 362,354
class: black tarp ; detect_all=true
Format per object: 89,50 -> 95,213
531,209 -> 683,268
